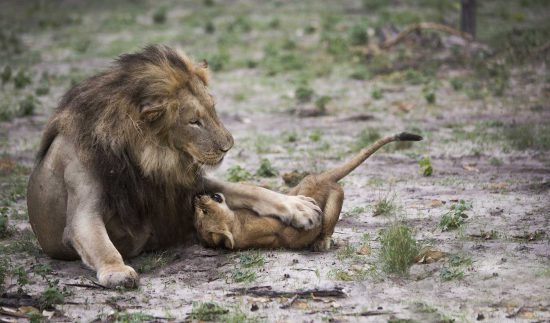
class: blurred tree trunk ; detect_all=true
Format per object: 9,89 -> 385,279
460,0 -> 477,39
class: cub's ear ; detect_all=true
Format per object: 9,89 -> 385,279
222,230 -> 235,250
198,59 -> 208,69
140,103 -> 165,122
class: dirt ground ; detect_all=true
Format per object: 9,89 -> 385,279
1,0 -> 549,322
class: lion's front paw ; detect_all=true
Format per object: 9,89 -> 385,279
98,265 -> 139,289
287,195 -> 322,230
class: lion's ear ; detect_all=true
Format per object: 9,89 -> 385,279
140,104 -> 165,122
198,59 -> 208,69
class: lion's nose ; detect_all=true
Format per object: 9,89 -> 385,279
220,134 -> 234,152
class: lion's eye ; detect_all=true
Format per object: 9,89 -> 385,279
190,119 -> 202,127
211,193 -> 223,203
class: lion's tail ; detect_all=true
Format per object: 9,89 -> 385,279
319,132 -> 423,182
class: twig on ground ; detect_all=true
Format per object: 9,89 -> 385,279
227,286 -> 346,298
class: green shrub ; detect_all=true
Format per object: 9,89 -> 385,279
255,159 -> 278,177
152,7 -> 167,24
418,156 -> 433,176
295,85 -> 315,103
226,165 -> 252,182
39,287 -> 65,310
439,200 -> 470,231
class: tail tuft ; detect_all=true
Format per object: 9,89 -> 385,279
397,132 -> 423,141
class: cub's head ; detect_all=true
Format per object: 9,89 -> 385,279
109,45 -> 234,184
193,193 -> 236,249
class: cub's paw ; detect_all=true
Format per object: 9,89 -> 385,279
312,237 -> 333,252
287,195 -> 322,230
98,265 -> 139,289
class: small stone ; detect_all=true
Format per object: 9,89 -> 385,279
476,313 -> 485,320
250,303 -> 259,312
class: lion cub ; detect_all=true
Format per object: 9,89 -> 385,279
194,132 -> 422,251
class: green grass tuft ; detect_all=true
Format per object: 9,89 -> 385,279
379,222 -> 418,276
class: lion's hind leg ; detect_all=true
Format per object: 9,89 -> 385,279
312,185 -> 344,252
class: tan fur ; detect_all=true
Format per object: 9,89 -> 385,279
194,133 -> 422,251
27,45 -> 323,288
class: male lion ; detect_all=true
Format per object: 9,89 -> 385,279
27,45 -> 321,288
193,133 -> 422,251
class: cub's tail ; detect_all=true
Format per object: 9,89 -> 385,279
320,132 -> 423,182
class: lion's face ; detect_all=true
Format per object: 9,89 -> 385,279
193,193 -> 235,249
172,85 -> 233,167
140,80 -> 233,168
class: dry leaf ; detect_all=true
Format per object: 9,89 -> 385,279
394,101 -> 415,112
430,199 -> 444,207
415,248 -> 446,264
462,163 -> 479,172
292,300 -> 309,310
357,245 -> 370,255
488,182 -> 508,190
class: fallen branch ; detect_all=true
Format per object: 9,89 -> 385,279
227,286 -> 346,298
342,310 -> 395,316
382,22 -> 473,49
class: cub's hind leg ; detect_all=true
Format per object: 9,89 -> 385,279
312,184 -> 344,251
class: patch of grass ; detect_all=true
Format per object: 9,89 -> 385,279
353,129 -> 380,152
349,24 -> 369,45
371,86 -> 383,100
315,95 -> 331,112
0,229 -> 41,255
189,302 -> 229,321
373,195 -> 396,217
285,131 -> 298,143
152,7 -> 167,24
39,286 -> 65,310
0,256 -> 8,292
295,85 -> 315,103
110,311 -> 154,323
135,251 -> 177,273
238,250 -> 265,268
450,77 -> 464,90
342,206 -> 366,218
254,134 -> 274,154
255,159 -> 278,178
489,157 -> 503,166
14,266 -> 29,293
418,156 -> 433,176
226,165 -> 252,183
440,254 -> 472,282
404,68 -> 426,85
379,222 -> 419,276
13,69 -> 32,89
231,269 -> 256,283
309,129 -> 322,142
350,66 -> 372,80
1,66 -> 12,83
0,208 -> 8,238
439,200 -> 470,231
337,242 -> 357,261
503,123 -> 550,151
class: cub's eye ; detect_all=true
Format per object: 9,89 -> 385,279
190,119 -> 202,126
211,193 -> 223,203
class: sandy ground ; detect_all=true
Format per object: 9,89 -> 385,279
1,1 -> 550,322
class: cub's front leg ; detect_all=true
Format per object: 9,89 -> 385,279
64,158 -> 138,288
203,178 -> 322,229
